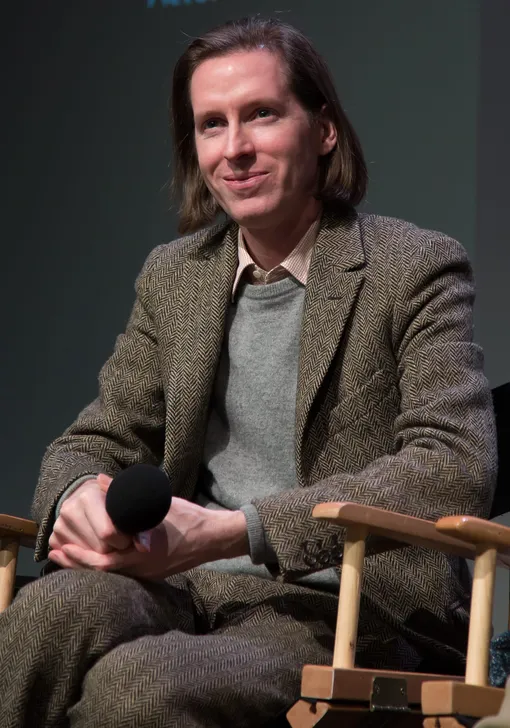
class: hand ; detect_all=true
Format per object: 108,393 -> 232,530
50,491 -> 249,580
48,474 -> 135,562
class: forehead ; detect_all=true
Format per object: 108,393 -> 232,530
190,50 -> 291,111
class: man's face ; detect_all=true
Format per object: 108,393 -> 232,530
190,49 -> 336,230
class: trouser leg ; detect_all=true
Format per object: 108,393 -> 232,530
69,571 -> 336,728
0,569 -> 197,728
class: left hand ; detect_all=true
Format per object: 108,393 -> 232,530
48,484 -> 249,580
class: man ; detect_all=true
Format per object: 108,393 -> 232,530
0,15 -> 497,728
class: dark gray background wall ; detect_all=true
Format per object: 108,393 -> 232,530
474,0 -> 510,636
475,0 -> 510,388
3,0 -> 509,630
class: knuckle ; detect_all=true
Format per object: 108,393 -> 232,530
60,497 -> 81,520
95,525 -> 115,543
51,519 -> 65,538
59,499 -> 72,517
67,481 -> 96,507
75,490 -> 90,507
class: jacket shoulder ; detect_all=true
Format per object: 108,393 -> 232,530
139,221 -> 231,282
357,213 -> 470,268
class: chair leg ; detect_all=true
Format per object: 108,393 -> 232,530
0,536 -> 19,612
287,700 -> 424,727
286,699 -> 338,727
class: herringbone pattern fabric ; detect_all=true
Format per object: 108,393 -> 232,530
1,569 -> 338,728
4,210 -> 496,725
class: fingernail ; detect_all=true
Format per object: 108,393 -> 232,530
138,532 -> 151,551
97,475 -> 110,490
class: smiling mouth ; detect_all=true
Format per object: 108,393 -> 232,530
223,173 -> 268,189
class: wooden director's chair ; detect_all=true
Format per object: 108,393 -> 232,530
1,384 -> 509,728
286,503 -> 510,728
288,381 -> 510,728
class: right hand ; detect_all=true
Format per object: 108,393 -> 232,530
48,474 -> 132,559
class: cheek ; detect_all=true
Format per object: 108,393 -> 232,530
256,129 -> 295,159
195,141 -> 220,181
257,129 -> 317,177
290,130 -> 319,166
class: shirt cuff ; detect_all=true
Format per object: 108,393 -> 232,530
55,474 -> 98,518
239,503 -> 277,565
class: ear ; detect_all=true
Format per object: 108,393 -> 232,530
317,105 -> 337,156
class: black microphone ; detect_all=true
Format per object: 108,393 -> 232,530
105,464 -> 172,543
42,465 -> 171,575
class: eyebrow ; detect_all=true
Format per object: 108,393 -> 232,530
193,97 -> 286,122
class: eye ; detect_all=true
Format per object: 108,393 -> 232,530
203,118 -> 220,130
254,108 -> 275,119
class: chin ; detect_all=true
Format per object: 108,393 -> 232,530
225,197 -> 282,228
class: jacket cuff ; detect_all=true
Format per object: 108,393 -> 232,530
240,503 -> 278,565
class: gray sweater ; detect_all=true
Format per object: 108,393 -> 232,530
197,276 -> 339,592
57,276 -> 338,592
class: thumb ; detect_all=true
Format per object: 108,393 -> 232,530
134,531 -> 151,553
96,473 -> 113,492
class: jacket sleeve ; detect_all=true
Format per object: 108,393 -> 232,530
31,246 -> 166,561
251,230 -> 498,581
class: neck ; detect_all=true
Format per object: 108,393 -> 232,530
240,199 -> 321,271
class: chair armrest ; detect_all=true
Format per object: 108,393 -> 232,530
312,502 -> 479,560
0,514 -> 38,549
436,516 -> 510,556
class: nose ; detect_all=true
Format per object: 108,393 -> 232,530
224,123 -> 255,162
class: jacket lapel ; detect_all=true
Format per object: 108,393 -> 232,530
165,224 -> 238,487
295,211 -> 366,485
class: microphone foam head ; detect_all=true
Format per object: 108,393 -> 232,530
105,464 -> 172,535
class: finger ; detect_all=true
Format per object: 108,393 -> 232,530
83,503 -> 132,552
58,499 -> 130,554
62,543 -> 143,572
48,531 -> 62,551
85,476 -> 132,551
96,473 -> 112,492
52,514 -> 108,554
48,549 -> 86,570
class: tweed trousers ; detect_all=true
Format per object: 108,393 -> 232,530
0,568 -> 341,728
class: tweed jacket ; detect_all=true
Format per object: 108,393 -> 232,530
32,209 -> 497,668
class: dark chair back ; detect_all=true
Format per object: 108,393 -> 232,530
490,382 -> 510,519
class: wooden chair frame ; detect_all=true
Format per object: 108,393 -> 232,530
287,502 -> 510,728
1,505 -> 509,728
0,514 -> 38,612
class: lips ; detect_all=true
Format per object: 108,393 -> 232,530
223,172 -> 268,190
224,172 -> 266,181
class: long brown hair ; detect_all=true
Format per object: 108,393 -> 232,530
171,16 -> 368,233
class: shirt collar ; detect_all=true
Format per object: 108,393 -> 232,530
231,213 -> 321,299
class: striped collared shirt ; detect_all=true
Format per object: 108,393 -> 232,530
231,214 -> 321,299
